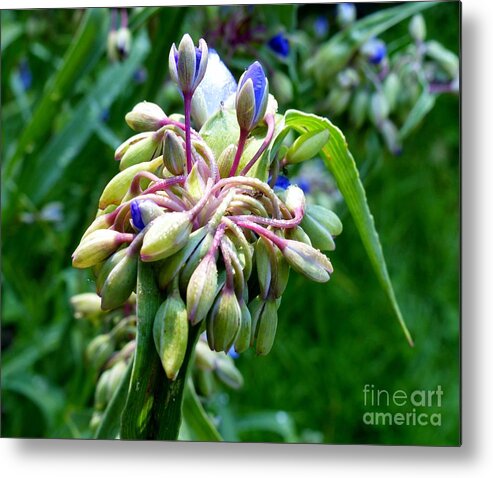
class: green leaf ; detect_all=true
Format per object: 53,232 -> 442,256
236,411 -> 298,443
18,31 -> 150,207
137,8 -> 187,101
307,2 -> 437,83
2,373 -> 65,431
283,110 -> 414,346
399,90 -> 436,140
181,379 -> 222,442
3,9 -> 108,189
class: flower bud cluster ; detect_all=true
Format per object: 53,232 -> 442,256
308,10 -> 458,155
74,34 -> 343,383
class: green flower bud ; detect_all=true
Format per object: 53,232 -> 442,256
337,68 -> 359,89
254,298 -> 278,356
153,291 -> 189,380
326,87 -> 352,116
95,368 -> 111,411
100,252 -> 137,310
185,161 -> 207,202
86,334 -> 115,370
307,41 -> 352,85
383,73 -> 400,113
186,254 -> 218,325
72,230 -> 131,269
286,225 -> 312,246
81,212 -> 115,240
380,119 -> 402,156
162,131 -> 186,175
194,338 -> 217,371
195,369 -> 215,397
248,296 -> 265,347
350,89 -> 369,129
284,184 -> 306,215
107,27 -> 131,62
235,61 -> 269,132
409,14 -> 426,43
271,70 -> 293,104
169,34 -> 209,95
282,240 -> 333,283
125,101 -> 167,132
140,212 -> 192,262
269,244 -> 290,299
286,129 -> 329,164
70,293 -> 102,319
234,299 -> 252,353
179,230 -> 214,291
369,91 -> 390,126
214,354 -> 244,389
301,204 -> 343,251
119,131 -> 164,170
255,237 -> 272,299
158,226 -> 208,289
217,144 -> 237,178
425,40 -> 459,78
99,156 -> 163,209
95,361 -> 127,410
95,249 -> 127,295
207,287 -> 241,352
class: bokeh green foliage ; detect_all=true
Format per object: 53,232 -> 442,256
1,3 -> 459,444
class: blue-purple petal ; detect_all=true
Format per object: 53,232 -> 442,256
268,33 -> 290,58
130,201 -> 145,231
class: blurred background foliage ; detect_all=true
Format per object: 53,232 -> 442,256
1,2 -> 459,445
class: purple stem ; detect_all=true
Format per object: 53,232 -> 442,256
120,8 -> 128,29
219,241 -> 235,290
240,114 -> 276,176
227,210 -> 302,229
143,176 -> 185,195
233,219 -> 287,250
129,171 -> 161,196
428,82 -> 455,94
229,129 -> 249,177
207,223 -> 227,258
184,93 -> 193,174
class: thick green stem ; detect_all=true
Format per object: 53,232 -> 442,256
120,261 -> 201,440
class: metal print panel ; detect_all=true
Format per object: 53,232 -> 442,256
1,2 -> 460,445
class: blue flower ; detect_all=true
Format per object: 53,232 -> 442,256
361,38 -> 387,65
130,201 -> 146,231
235,61 -> 269,132
296,178 -> 311,194
18,59 -> 32,91
100,108 -> 110,123
133,67 -> 147,84
268,33 -> 290,58
191,48 -> 237,128
314,16 -> 329,38
227,346 -> 240,359
169,34 -> 209,94
274,175 -> 291,190
337,3 -> 356,27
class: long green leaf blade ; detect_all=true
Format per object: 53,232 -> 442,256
20,31 -> 150,205
3,9 -> 108,185
284,110 -> 414,346
181,379 -> 222,442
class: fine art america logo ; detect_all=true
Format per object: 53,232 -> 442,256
362,384 -> 443,427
